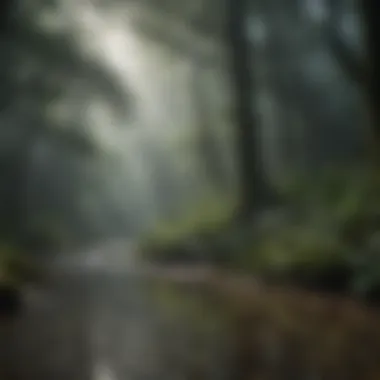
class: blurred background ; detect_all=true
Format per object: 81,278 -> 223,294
1,0 -> 380,379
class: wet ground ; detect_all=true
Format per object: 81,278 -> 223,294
0,241 -> 227,380
2,242 -> 380,380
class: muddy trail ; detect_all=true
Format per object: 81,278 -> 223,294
1,243 -> 380,380
0,244 -> 227,380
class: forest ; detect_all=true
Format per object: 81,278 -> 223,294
1,0 -> 380,379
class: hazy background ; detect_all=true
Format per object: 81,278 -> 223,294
0,0 -> 368,250
1,0 -> 380,379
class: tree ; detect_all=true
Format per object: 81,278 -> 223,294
226,0 -> 277,220
360,0 -> 380,152
0,0 -> 131,249
0,0 -> 13,34
326,0 -> 380,160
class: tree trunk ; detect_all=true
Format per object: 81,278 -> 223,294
0,0 -> 13,35
192,62 -> 230,193
226,0 -> 274,221
360,0 -> 380,159
327,0 -> 380,161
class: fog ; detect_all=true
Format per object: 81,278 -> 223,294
1,0 -> 378,379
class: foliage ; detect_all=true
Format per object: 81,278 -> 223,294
141,166 -> 380,296
140,191 -> 238,259
0,242 -> 46,287
0,243 -> 29,286
239,166 -> 380,296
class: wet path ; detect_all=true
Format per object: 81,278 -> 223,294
0,239 -> 159,380
0,240 -> 223,380
0,273 -> 165,380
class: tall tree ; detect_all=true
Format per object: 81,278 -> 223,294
0,0 -> 13,34
360,0 -> 380,154
326,0 -> 380,161
0,0 -> 130,249
226,0 -> 275,220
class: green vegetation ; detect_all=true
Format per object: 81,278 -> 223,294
238,166 -> 380,294
0,220 -> 67,289
0,244 -> 30,287
2,166 -> 379,297
140,190 -> 238,257
142,166 -> 380,297
0,242 -> 48,288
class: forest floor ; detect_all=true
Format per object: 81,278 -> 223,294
2,241 -> 380,380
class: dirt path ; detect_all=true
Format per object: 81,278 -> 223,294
0,238 -> 160,380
